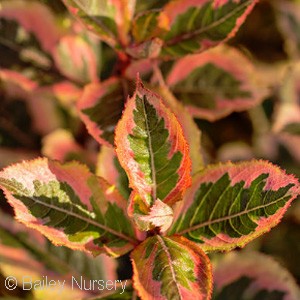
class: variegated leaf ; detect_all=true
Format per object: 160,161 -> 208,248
132,10 -> 168,43
115,78 -> 191,207
53,35 -> 100,84
131,235 -> 212,300
97,145 -> 130,199
42,129 -> 97,168
78,77 -> 125,147
139,199 -> 173,232
213,251 -> 300,300
0,70 -> 61,144
167,45 -> 268,121
128,194 -> 174,232
169,160 -> 300,252
0,210 -> 116,282
62,0 -> 135,47
0,158 -> 137,257
0,0 -> 61,53
156,85 -> 204,174
161,0 -> 258,58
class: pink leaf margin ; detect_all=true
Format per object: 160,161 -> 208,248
0,0 -> 62,53
167,46 -> 268,121
115,77 -> 192,206
174,160 -> 300,251
0,158 -> 134,256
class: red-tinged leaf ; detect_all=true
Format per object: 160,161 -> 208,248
0,70 -> 62,137
139,199 -> 173,232
169,160 -> 300,252
160,0 -> 258,58
78,77 -> 126,147
62,0 -> 117,47
213,251 -> 300,300
115,78 -> 191,207
0,242 -> 90,300
28,87 -> 63,135
157,85 -> 204,174
110,0 -> 136,46
132,10 -> 169,43
125,59 -> 154,80
0,158 -> 137,257
62,0 -> 135,47
51,81 -> 82,116
0,69 -> 37,99
42,129 -> 97,167
0,214 -> 92,299
96,145 -> 130,199
53,35 -> 99,84
131,235 -> 212,300
167,45 -> 268,121
0,245 -> 88,299
0,210 -> 116,282
127,192 -> 154,231
0,0 -> 61,53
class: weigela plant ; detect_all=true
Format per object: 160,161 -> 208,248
1,0 -> 300,299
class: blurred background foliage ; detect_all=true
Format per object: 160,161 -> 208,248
0,0 -> 300,298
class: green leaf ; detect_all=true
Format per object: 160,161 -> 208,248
135,0 -> 170,13
167,45 -> 268,121
169,160 -> 300,251
156,85 -> 204,174
132,10 -> 168,43
62,0 -> 118,46
0,214 -> 94,299
62,0 -> 135,47
53,35 -> 100,84
161,0 -> 258,57
0,210 -> 114,281
131,235 -> 212,300
0,158 -> 137,257
78,77 -> 125,146
213,251 -> 300,300
115,78 -> 192,207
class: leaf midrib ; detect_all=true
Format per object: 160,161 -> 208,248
157,235 -> 182,298
30,195 -> 137,244
0,177 -> 137,245
141,96 -> 157,202
69,0 -> 117,42
177,193 -> 290,236
165,0 -> 252,46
